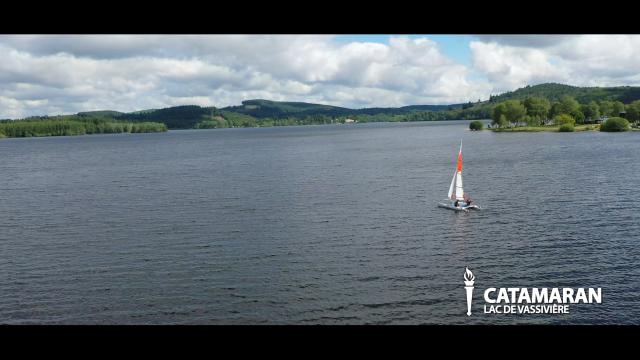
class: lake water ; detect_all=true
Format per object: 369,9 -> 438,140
1,121 -> 639,324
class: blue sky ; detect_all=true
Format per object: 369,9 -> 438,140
334,35 -> 474,66
1,35 -> 640,118
333,34 -> 489,90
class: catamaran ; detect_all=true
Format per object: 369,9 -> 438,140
438,140 -> 480,212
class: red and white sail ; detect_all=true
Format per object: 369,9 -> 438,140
447,141 -> 465,201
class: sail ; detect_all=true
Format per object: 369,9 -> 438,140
448,141 -> 465,201
447,169 -> 456,199
455,142 -> 464,200
455,170 -> 464,200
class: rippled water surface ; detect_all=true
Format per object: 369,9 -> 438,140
1,121 -> 639,324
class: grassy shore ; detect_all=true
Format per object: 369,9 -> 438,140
491,124 -> 601,132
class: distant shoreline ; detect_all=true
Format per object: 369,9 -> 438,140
0,119 -> 482,139
490,124 -> 599,132
488,124 -> 640,133
0,118 -> 167,139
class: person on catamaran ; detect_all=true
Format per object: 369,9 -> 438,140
454,200 -> 460,208
463,193 -> 472,207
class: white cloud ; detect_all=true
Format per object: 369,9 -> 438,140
3,35 -> 640,119
473,35 -> 574,48
0,35 -> 489,118
470,41 -> 565,92
469,35 -> 640,91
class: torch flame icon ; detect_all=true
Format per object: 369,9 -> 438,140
464,267 -> 475,284
464,267 -> 474,316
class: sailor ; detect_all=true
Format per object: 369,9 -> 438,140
454,200 -> 460,208
467,199 -> 472,206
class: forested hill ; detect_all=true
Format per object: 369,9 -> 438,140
221,99 -> 349,118
104,100 -> 467,129
104,83 -> 640,129
116,105 -> 216,129
7,83 -> 640,130
77,110 -> 124,118
221,99 -> 461,118
489,83 -> 640,104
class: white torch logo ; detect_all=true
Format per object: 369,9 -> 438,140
464,267 -> 475,316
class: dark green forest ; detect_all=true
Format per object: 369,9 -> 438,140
0,116 -> 167,138
488,94 -> 640,130
222,99 -> 460,118
488,83 -> 640,104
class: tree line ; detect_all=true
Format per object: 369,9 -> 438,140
192,106 -> 496,129
490,95 -> 640,128
487,83 -> 640,105
0,116 -> 167,138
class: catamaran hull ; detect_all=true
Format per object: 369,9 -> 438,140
437,203 -> 481,212
438,203 -> 469,212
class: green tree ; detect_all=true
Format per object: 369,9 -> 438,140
504,100 -> 527,124
469,120 -> 483,130
559,96 -> 580,113
497,114 -> 508,128
558,96 -> 584,124
0,117 -> 166,138
492,100 -> 526,127
523,96 -> 550,120
492,103 -> 507,127
581,101 -> 600,121
553,113 -> 575,126
625,100 -> 640,124
600,117 -> 630,132
612,101 -> 625,117
559,123 -> 575,132
598,100 -> 614,117
549,101 -> 563,119
521,115 -> 540,126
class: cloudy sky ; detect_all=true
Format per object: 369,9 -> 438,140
2,34 -> 640,119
